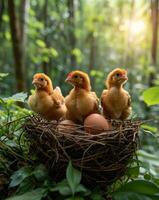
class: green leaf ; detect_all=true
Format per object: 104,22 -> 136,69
0,73 -> 8,80
32,164 -> 48,182
36,39 -> 46,48
144,173 -> 152,181
71,48 -> 82,63
49,48 -> 58,57
137,150 -> 159,162
16,177 -> 35,195
141,124 -> 157,133
9,167 -> 32,188
2,92 -> 27,103
66,161 -> 82,195
75,184 -> 89,194
113,191 -> 155,200
143,87 -> 159,106
5,31 -> 11,40
5,140 -> 18,148
2,14 -> 9,22
115,180 -> 159,196
51,179 -> 89,197
6,188 -> 46,200
126,166 -> 140,178
50,179 -> 72,196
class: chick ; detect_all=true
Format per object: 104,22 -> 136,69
101,68 -> 131,120
65,70 -> 100,123
28,73 -> 66,120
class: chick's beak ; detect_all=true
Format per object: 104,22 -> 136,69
32,79 -> 37,84
121,74 -> 128,80
65,77 -> 72,83
32,79 -> 42,88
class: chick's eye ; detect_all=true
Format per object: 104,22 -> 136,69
116,73 -> 120,77
40,78 -> 44,81
74,75 -> 79,78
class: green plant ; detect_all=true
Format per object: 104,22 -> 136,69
112,180 -> 159,200
5,161 -> 104,200
50,161 -> 90,198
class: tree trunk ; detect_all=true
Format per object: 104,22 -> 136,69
21,0 -> 29,90
67,0 -> 76,67
8,0 -> 26,92
42,0 -> 49,74
0,0 -> 4,31
89,32 -> 96,71
20,0 -> 28,42
149,0 -> 159,86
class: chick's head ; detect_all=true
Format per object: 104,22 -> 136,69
106,68 -> 128,88
65,70 -> 91,91
32,73 -> 53,93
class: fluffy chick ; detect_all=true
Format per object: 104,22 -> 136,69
28,73 -> 66,120
65,70 -> 100,123
101,68 -> 131,120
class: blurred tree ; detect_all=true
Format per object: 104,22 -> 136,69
149,0 -> 159,86
42,0 -> 49,74
8,0 -> 28,92
67,0 -> 76,67
88,31 -> 97,71
0,0 -> 4,30
20,0 -> 29,65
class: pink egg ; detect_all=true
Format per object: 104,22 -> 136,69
84,114 -> 111,134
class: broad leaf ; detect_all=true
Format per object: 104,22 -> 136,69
2,92 -> 27,103
137,150 -> 159,164
49,48 -> 58,57
36,39 -> 46,48
0,73 -> 8,80
126,166 -> 140,178
113,191 -> 156,200
144,173 -> 152,181
75,184 -> 90,194
115,180 -> 159,196
141,124 -> 157,133
66,161 -> 82,195
9,167 -> 32,187
50,179 -> 72,196
32,164 -> 48,181
16,177 -> 35,195
143,87 -> 159,106
6,188 -> 46,200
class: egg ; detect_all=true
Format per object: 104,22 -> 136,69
84,114 -> 111,134
57,120 -> 77,134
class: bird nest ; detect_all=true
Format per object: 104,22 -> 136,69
23,115 -> 140,188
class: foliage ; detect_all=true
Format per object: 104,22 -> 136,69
2,92 -> 28,103
0,73 -> 8,80
143,87 -> 159,106
5,161 -> 102,200
113,180 -> 159,200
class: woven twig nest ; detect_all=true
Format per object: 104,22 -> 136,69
23,115 -> 140,188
